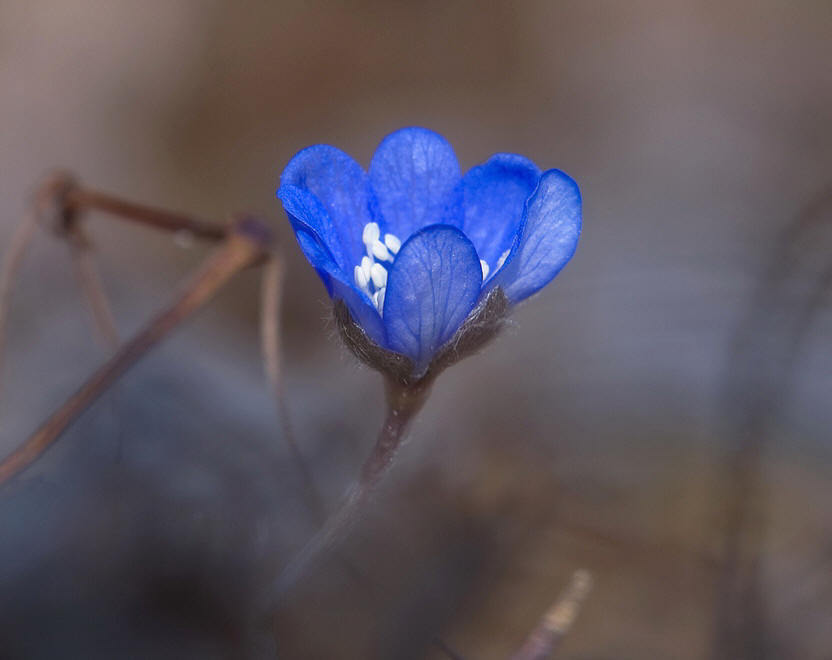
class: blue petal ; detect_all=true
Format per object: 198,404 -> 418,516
278,184 -> 349,270
279,183 -> 385,344
488,169 -> 581,303
383,225 -> 482,370
368,127 -> 462,241
280,144 -> 371,271
293,228 -> 386,345
459,153 -> 541,268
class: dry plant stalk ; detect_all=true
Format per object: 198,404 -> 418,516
0,218 -> 269,485
68,231 -> 120,350
260,256 -> 327,521
510,569 -> 593,660
0,209 -> 39,399
0,174 -> 275,486
63,185 -> 229,242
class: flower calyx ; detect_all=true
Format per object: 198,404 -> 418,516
335,286 -> 509,388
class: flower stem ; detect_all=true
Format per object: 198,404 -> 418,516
272,377 -> 431,602
360,378 -> 431,487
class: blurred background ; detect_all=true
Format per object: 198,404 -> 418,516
1,1 -> 830,658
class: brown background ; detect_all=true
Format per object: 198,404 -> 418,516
1,1 -> 831,658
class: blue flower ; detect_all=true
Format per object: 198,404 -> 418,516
278,127 -> 581,374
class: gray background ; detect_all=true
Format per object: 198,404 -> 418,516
0,1 -> 830,658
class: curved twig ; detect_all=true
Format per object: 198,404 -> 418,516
68,232 -> 120,350
510,570 -> 593,660
260,255 -> 327,521
64,186 -> 228,242
0,218 -> 270,486
0,209 -> 39,404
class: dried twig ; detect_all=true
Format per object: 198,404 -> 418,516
64,185 -> 228,242
0,216 -> 270,486
510,570 -> 593,660
2,172 -> 233,423
0,209 -> 39,402
260,255 -> 326,521
2,172 -> 232,388
68,232 -> 120,350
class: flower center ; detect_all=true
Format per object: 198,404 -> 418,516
353,222 -> 400,314
354,223 -> 501,316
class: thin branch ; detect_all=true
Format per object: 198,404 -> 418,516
0,217 -> 271,486
1,173 -> 82,411
2,172 -> 229,398
260,255 -> 326,521
68,233 -> 120,350
65,186 -> 228,242
510,570 -> 593,660
0,209 -> 39,402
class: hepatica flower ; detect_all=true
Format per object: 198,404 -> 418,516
278,127 -> 581,379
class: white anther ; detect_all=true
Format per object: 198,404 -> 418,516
497,248 -> 511,270
354,265 -> 369,290
360,255 -> 373,282
480,259 -> 490,280
370,262 -> 388,288
373,287 -> 386,313
371,240 -> 392,262
384,233 -> 401,254
362,222 -> 380,245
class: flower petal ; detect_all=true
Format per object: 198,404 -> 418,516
459,153 -> 541,268
278,183 -> 349,269
368,127 -> 462,240
294,228 -> 385,345
383,224 -> 482,370
280,144 -> 370,270
488,169 -> 581,303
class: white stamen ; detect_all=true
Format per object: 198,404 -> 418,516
360,255 -> 373,282
370,262 -> 388,288
362,222 -> 380,245
371,240 -> 392,262
384,233 -> 401,254
356,225 -> 396,313
497,248 -> 511,270
373,287 -> 386,313
354,265 -> 368,290
480,259 -> 490,280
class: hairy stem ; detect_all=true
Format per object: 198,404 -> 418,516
0,218 -> 269,486
361,378 -> 431,487
272,377 -> 432,602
